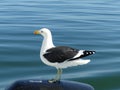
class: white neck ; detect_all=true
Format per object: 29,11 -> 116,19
41,33 -> 54,53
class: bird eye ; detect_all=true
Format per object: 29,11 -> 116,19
41,31 -> 43,33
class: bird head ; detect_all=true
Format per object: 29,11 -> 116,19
34,28 -> 52,37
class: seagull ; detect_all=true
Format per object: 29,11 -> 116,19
34,28 -> 95,83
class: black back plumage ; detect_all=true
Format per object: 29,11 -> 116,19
43,46 -> 79,63
43,46 -> 95,63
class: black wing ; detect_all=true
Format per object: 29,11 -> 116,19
68,50 -> 96,61
43,46 -> 79,63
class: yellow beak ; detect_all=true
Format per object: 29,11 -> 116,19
34,30 -> 40,35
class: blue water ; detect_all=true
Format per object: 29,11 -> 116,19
0,0 -> 120,90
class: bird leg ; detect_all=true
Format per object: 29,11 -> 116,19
55,68 -> 62,81
48,68 -> 62,83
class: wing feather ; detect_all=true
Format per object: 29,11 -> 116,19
43,46 -> 78,63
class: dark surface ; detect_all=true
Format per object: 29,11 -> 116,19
6,79 -> 94,90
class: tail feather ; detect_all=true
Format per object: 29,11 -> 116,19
68,50 -> 95,61
80,51 -> 95,58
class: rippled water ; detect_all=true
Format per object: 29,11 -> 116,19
0,0 -> 120,90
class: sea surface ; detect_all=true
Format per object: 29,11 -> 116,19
0,0 -> 120,90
